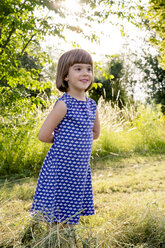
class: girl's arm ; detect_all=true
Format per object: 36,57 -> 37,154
38,101 -> 67,143
93,109 -> 100,140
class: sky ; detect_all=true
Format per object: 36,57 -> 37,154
39,0 -> 126,59
39,0 -> 153,102
41,0 -> 151,59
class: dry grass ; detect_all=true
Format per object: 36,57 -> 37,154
0,154 -> 165,247
92,99 -> 165,158
0,99 -> 165,247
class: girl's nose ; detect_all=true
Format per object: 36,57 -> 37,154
82,69 -> 89,75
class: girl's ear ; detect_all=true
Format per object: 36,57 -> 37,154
65,75 -> 68,81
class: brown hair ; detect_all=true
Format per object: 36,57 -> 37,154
56,49 -> 93,92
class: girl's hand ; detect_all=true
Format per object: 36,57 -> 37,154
38,101 -> 67,143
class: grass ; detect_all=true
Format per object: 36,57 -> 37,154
92,100 -> 165,158
1,98 -> 165,177
0,99 -> 165,247
0,154 -> 165,247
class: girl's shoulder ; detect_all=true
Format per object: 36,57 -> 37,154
87,97 -> 96,105
56,93 -> 66,102
53,92 -> 74,109
86,97 -> 97,114
86,96 -> 97,107
53,93 -> 67,108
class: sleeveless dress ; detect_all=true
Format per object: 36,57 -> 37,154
31,92 -> 97,224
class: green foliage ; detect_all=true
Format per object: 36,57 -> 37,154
82,0 -> 142,25
0,0 -> 66,177
0,0 -> 67,135
0,106 -> 52,176
89,56 -> 129,106
135,52 -> 165,113
1,97 -> 165,177
0,0 -> 60,114
92,99 -> 165,160
142,0 -> 165,69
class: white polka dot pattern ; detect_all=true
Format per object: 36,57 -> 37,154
30,92 -> 97,224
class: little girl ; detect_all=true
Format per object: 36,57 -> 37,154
31,49 -> 100,226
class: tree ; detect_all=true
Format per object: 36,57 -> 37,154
141,0 -> 165,69
89,55 -> 129,107
82,0 -> 139,19
0,0 -> 66,117
135,52 -> 165,113
82,0 -> 165,75
0,0 -> 75,175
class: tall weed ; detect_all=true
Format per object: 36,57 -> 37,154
92,98 -> 165,158
0,97 -> 165,176
0,104 -> 52,176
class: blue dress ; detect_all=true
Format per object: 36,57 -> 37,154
31,92 -> 97,224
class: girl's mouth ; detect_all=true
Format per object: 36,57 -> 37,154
80,79 -> 88,83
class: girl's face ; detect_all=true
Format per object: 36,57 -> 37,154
65,63 -> 93,92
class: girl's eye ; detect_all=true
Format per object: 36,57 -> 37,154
88,68 -> 92,72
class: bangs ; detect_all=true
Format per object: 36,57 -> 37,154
67,49 -> 93,67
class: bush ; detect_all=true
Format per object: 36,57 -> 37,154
1,98 -> 165,176
92,99 -> 165,159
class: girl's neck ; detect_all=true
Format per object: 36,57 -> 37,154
67,90 -> 86,101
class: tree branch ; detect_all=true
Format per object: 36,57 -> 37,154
21,34 -> 35,54
0,25 -> 16,55
0,0 -> 29,55
0,75 -> 6,84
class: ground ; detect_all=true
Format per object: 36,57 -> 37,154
0,153 -> 165,247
